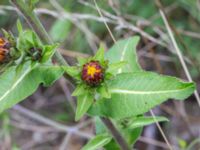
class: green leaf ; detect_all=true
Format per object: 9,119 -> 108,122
121,127 -> 143,145
77,57 -> 88,66
31,0 -> 39,5
81,133 -> 112,150
89,72 -> 195,119
41,44 -> 58,63
31,31 -> 41,47
31,65 -> 64,86
97,85 -> 111,99
107,61 -> 127,74
94,117 -> 142,149
104,139 -> 120,150
95,117 -> 107,134
75,93 -> 93,121
17,30 -> 42,51
178,138 -> 187,149
72,84 -> 87,96
49,19 -> 71,42
29,0 -> 39,10
63,66 -> 80,78
126,116 -> 168,129
93,44 -> 105,63
105,36 -> 141,74
16,19 -> 23,34
0,62 -> 64,113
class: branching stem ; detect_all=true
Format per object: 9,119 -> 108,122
10,1 -> 130,149
101,117 -> 131,150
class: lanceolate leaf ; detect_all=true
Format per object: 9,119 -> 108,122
63,66 -> 80,79
31,65 -> 64,86
126,116 -> 168,129
97,84 -> 111,99
16,19 -> 23,34
107,61 -> 127,73
121,127 -> 143,145
0,62 -> 64,113
93,44 -> 105,63
104,139 -> 120,150
81,133 -> 112,150
105,36 -> 141,74
41,44 -> 58,63
94,116 -> 143,149
49,19 -> 71,42
75,93 -> 93,121
89,72 -> 195,119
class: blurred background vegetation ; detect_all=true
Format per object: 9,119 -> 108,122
0,0 -> 200,150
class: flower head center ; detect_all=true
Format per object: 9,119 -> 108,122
87,65 -> 100,78
0,38 -> 5,47
81,60 -> 104,86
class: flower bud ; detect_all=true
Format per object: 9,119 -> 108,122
29,47 -> 42,61
81,61 -> 104,86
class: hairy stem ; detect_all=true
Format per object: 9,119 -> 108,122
10,0 -> 130,149
101,117 -> 130,150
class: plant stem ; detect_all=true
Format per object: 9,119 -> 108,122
10,0 -> 68,66
101,117 -> 130,150
10,1 -> 131,149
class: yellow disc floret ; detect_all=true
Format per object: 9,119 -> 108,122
82,60 -> 104,86
87,65 -> 101,78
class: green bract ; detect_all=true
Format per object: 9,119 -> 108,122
0,21 -> 64,113
64,45 -> 126,120
16,22 -> 57,64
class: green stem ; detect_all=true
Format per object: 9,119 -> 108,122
10,0 -> 68,66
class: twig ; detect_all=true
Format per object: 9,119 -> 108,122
59,133 -> 72,150
12,105 -> 93,139
139,136 -> 178,150
59,48 -> 89,58
1,3 -> 196,67
10,120 -> 54,133
80,0 -> 167,47
155,0 -> 200,107
101,117 -> 130,150
93,0 -> 116,43
59,78 -> 76,112
150,110 -> 173,150
186,138 -> 200,150
49,0 -> 99,54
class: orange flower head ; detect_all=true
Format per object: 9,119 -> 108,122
0,37 -> 11,63
0,48 -> 9,63
0,38 -> 5,47
0,37 -> 10,49
81,61 -> 104,86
